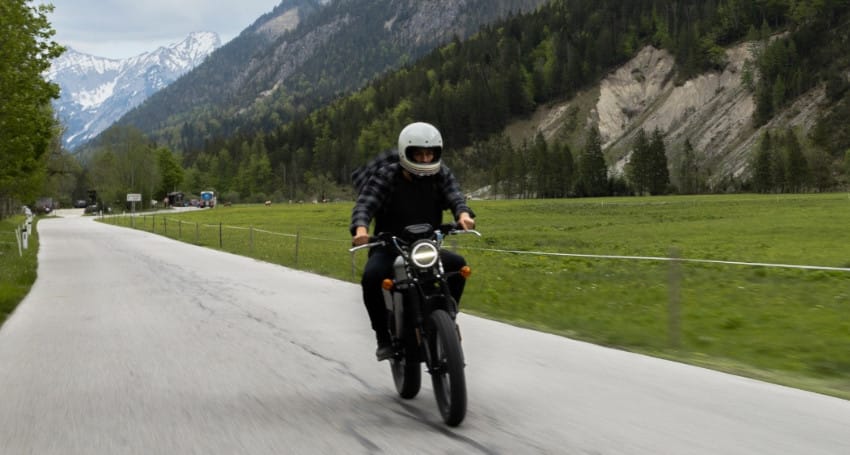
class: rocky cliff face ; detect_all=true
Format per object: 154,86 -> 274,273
108,0 -> 550,148
528,42 -> 826,190
237,0 -> 552,108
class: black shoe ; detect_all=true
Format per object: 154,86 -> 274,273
375,341 -> 393,361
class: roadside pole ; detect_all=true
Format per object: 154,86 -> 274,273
127,193 -> 141,229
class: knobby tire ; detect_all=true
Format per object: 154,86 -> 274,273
428,309 -> 466,426
391,332 -> 421,399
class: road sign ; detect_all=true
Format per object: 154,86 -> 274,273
127,193 -> 142,202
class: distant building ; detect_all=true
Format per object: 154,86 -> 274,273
166,192 -> 185,207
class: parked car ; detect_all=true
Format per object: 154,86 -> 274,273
74,200 -> 88,208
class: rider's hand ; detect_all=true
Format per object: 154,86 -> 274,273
457,212 -> 475,231
352,226 -> 370,246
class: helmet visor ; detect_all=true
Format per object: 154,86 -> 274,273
405,146 -> 442,164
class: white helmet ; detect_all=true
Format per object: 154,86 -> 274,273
397,122 -> 443,176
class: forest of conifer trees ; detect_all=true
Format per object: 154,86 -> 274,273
49,0 -> 850,209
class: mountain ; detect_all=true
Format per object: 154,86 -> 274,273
101,0 -> 550,155
504,43 -> 766,191
48,31 -> 221,150
76,0 -> 850,203
598,44 -> 766,189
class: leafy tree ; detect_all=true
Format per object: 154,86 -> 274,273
627,129 -> 652,195
825,70 -> 849,102
474,134 -> 513,198
772,75 -> 787,114
807,148 -> 834,191
770,133 -> 788,193
214,148 -> 235,194
782,129 -> 808,192
575,126 -> 608,197
647,128 -> 670,195
812,93 -> 850,156
844,149 -> 850,182
624,127 -> 669,195
156,147 -> 184,199
0,1 -> 64,217
529,133 -> 551,197
182,166 -> 203,198
751,130 -> 774,193
754,81 -> 775,126
552,142 -> 575,198
88,126 -> 159,209
235,141 -> 273,199
495,139 -> 524,198
304,171 -> 337,202
42,130 -> 83,205
675,139 -> 701,194
511,139 -> 532,198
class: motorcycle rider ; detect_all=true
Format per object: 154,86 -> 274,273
350,122 -> 475,360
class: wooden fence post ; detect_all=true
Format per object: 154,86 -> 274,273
294,230 -> 300,266
668,247 -> 682,349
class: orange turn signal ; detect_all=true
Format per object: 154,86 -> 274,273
382,279 -> 394,290
459,266 -> 472,279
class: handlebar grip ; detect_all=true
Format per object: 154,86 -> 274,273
349,237 -> 385,252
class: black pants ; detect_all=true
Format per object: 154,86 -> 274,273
361,247 -> 467,340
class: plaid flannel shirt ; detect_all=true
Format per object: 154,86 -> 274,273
349,150 -> 474,235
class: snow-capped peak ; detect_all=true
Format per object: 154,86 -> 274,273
126,31 -> 221,69
49,32 -> 221,150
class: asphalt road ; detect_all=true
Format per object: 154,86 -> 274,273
1,213 -> 848,454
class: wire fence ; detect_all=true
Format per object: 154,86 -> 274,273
105,211 -> 850,274
105,213 -> 352,279
0,219 -> 33,256
462,246 -> 850,273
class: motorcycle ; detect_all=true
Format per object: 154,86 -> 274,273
350,223 -> 480,426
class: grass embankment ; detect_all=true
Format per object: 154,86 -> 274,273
0,216 -> 38,325
104,193 -> 850,399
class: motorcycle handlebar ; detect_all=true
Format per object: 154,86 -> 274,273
348,225 -> 481,253
348,238 -> 385,253
450,228 -> 482,237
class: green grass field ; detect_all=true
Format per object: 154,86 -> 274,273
0,216 -> 38,325
100,193 -> 850,399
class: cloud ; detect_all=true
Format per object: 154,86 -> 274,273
48,0 -> 280,58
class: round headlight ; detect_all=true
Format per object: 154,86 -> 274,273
411,241 -> 438,268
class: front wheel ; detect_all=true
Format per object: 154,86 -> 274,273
390,334 -> 421,399
427,310 -> 466,426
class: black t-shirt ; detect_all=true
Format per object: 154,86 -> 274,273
374,171 -> 445,236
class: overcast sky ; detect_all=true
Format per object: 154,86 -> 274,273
47,0 -> 282,59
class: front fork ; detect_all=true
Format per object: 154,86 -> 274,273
383,277 -> 461,368
382,287 -> 404,341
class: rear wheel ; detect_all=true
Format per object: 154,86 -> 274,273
428,310 -> 466,426
390,334 -> 421,399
